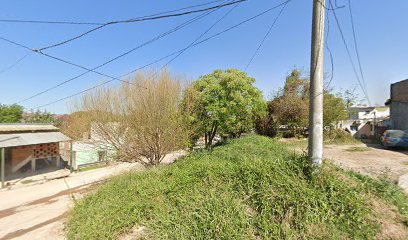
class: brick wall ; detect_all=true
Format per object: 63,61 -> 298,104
10,143 -> 60,167
11,146 -> 34,166
33,143 -> 59,159
391,80 -> 408,102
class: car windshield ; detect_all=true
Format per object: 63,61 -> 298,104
386,130 -> 406,138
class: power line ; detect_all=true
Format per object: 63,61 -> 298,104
0,0 -> 226,26
244,0 -> 289,71
39,0 -> 246,51
31,0 -> 289,110
347,0 -> 368,100
12,9 -> 217,104
0,19 -> 103,25
146,0 -> 241,82
328,0 -> 371,105
95,0 -> 238,105
324,6 -> 335,90
0,52 -> 31,74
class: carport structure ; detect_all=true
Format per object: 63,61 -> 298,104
0,124 -> 72,188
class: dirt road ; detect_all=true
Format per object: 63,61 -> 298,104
291,140 -> 408,191
324,144 -> 408,182
0,162 -> 142,240
0,151 -> 184,240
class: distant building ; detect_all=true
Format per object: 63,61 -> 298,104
0,123 -> 71,187
65,123 -> 115,170
385,79 -> 408,130
337,106 -> 390,138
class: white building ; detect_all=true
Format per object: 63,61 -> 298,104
337,106 -> 390,138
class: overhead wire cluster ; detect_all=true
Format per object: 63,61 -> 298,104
328,0 -> 371,105
0,0 -> 371,109
31,0 -> 291,109
0,0 -> 244,105
38,0 -> 246,51
0,0 -> 227,26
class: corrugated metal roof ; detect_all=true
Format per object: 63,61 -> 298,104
0,132 -> 71,148
0,124 -> 58,133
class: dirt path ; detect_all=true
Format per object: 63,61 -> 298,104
0,152 -> 184,240
289,140 -> 408,191
324,144 -> 408,183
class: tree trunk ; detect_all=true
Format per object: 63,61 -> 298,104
207,122 -> 218,149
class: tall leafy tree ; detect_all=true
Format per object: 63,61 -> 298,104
184,69 -> 265,148
258,68 -> 347,137
0,104 -> 23,123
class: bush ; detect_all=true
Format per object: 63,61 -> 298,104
73,70 -> 189,167
324,129 -> 360,144
254,115 -> 276,138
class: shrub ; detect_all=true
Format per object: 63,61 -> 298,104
72,70 -> 189,167
324,128 -> 360,144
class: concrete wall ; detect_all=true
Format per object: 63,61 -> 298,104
390,101 -> 408,130
390,80 -> 408,130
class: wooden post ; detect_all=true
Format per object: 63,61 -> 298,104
1,148 -> 5,188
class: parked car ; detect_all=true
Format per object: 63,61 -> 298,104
381,130 -> 408,148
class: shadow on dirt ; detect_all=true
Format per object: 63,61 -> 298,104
364,143 -> 408,156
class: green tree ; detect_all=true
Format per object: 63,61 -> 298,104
323,93 -> 347,128
259,68 -> 348,137
22,110 -> 56,124
0,104 -> 23,123
184,69 -> 265,148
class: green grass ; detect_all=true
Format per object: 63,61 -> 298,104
345,146 -> 371,152
67,135 -> 408,240
78,164 -> 106,172
346,171 -> 408,226
20,179 -> 35,184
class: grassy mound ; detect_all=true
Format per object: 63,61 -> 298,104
67,135 -> 408,239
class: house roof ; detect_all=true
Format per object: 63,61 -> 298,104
348,106 -> 389,112
0,132 -> 71,148
0,123 -> 58,133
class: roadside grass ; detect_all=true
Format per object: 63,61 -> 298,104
20,179 -> 35,184
347,171 -> 408,226
345,146 -> 371,152
78,164 -> 106,172
67,135 -> 408,239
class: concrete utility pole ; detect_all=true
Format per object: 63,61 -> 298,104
308,0 -> 326,167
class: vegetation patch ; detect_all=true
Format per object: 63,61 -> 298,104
323,129 -> 361,145
20,179 -> 35,184
345,146 -> 371,152
67,135 -> 408,239
78,165 -> 106,172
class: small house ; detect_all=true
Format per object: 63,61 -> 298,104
0,123 -> 71,187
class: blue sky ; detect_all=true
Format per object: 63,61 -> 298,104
0,0 -> 407,113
